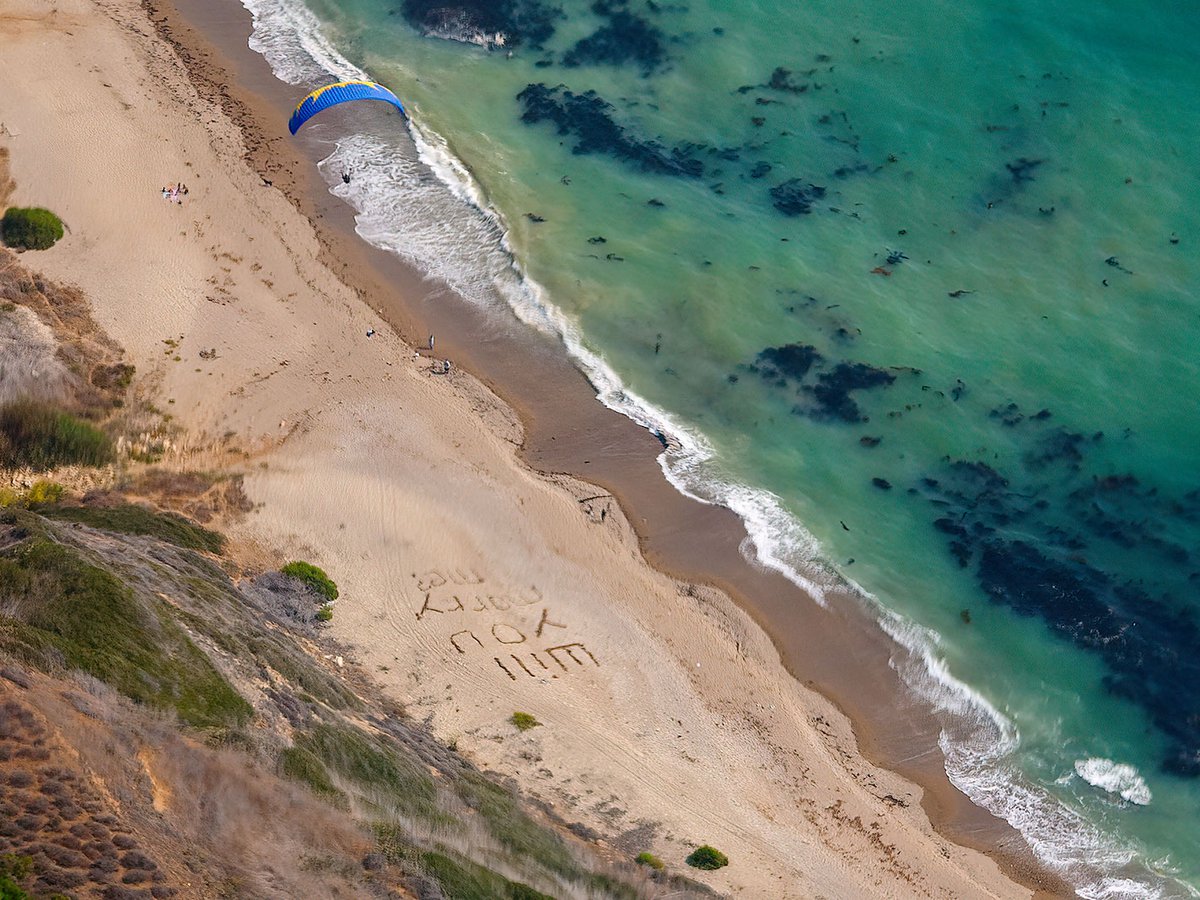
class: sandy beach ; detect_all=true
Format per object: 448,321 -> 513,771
0,0 -> 1067,895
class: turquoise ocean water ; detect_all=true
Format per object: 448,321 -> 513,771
239,0 -> 1200,894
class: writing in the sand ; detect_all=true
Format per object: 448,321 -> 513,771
493,643 -> 600,681
447,609 -> 601,680
412,568 -> 542,620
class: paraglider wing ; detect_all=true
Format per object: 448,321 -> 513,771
288,80 -> 407,135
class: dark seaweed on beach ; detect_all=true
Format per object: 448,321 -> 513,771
401,0 -> 562,47
563,2 -> 668,73
516,83 -> 704,177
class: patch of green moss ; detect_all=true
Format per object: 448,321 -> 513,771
582,873 -> 642,900
0,539 -> 251,728
0,873 -> 29,900
635,851 -> 664,870
0,507 -> 52,541
247,636 -> 360,711
40,503 -> 225,553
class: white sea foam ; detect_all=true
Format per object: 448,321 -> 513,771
1075,758 -> 1154,806
234,1 -> 1190,896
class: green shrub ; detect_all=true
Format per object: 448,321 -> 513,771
685,845 -> 728,870
635,851 -> 664,870
23,480 -> 64,506
0,401 -> 113,470
510,711 -> 539,732
0,481 -> 63,509
40,502 -> 224,553
281,560 -> 338,601
316,605 -> 333,622
0,855 -> 31,882
0,207 -> 64,250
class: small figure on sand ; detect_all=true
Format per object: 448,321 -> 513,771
342,171 -> 351,184
366,328 -> 376,337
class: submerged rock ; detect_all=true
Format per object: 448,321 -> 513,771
1023,427 -> 1086,470
1005,157 -> 1043,184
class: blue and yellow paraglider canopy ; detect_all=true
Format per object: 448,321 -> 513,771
289,80 -> 407,135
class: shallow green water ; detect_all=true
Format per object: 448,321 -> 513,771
244,0 -> 1200,893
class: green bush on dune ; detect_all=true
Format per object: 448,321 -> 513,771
0,206 -> 64,250
685,845 -> 728,870
281,560 -> 339,602
510,711 -> 540,732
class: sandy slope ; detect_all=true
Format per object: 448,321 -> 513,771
0,0 -> 1033,895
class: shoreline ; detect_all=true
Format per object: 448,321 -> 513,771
143,0 -> 1071,893
145,0 -> 1075,897
1,0 -> 1072,894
